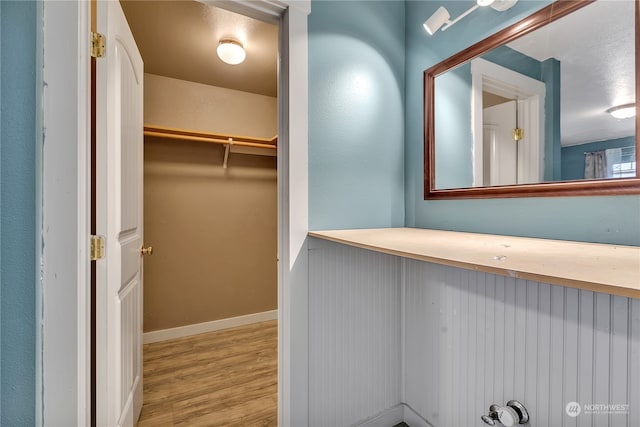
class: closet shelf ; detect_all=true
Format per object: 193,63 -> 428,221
143,125 -> 277,150
309,227 -> 640,299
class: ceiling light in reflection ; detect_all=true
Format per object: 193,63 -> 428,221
607,103 -> 636,119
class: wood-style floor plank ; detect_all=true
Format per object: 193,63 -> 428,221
136,320 -> 277,427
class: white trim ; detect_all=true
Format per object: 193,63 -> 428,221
142,310 -> 278,344
76,2 -> 92,424
354,405 -> 404,427
206,0 -> 310,21
471,58 -> 546,186
35,1 -> 44,425
401,404 -> 433,427
352,403 -> 432,427
41,1 -> 91,425
278,6 -> 310,426
76,1 -> 92,423
400,258 -> 407,404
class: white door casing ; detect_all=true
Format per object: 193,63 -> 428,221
95,1 -> 144,426
471,58 -> 545,187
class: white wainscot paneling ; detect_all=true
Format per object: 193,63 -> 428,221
308,240 -> 639,427
404,260 -> 640,427
309,238 -> 402,427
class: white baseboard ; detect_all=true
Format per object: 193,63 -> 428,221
143,309 -> 278,344
354,403 -> 433,427
402,403 -> 433,427
355,405 -> 404,427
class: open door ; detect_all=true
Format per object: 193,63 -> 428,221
95,1 -> 144,426
483,100 -> 518,185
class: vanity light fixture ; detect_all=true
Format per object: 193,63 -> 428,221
423,0 -> 518,35
217,39 -> 246,65
423,6 -> 451,35
607,103 -> 636,119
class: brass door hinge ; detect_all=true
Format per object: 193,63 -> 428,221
513,128 -> 524,141
90,235 -> 105,261
91,32 -> 105,58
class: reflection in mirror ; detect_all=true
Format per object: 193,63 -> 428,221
471,57 -> 546,187
427,0 -> 638,197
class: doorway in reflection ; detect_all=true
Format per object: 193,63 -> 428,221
471,58 -> 545,187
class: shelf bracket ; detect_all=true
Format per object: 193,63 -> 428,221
223,137 -> 233,169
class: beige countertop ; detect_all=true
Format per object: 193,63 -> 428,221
309,227 -> 640,299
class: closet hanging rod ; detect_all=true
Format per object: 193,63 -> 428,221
144,125 -> 277,150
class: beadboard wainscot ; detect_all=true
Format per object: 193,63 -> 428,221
308,227 -> 640,299
307,228 -> 640,426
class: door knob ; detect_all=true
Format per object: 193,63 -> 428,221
140,246 -> 153,256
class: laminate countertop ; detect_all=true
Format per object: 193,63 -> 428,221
309,228 -> 640,299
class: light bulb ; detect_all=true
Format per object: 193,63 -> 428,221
217,39 -> 246,65
607,103 -> 636,119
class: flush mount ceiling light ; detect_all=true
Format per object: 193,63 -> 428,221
423,0 -> 518,35
607,103 -> 636,119
217,39 -> 246,65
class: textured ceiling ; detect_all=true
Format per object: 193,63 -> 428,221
120,0 -> 278,98
508,0 -> 635,146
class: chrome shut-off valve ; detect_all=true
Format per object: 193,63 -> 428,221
481,400 -> 529,426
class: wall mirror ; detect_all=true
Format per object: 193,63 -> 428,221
424,0 -> 639,199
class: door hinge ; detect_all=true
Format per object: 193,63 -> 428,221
91,32 -> 105,58
90,235 -> 105,261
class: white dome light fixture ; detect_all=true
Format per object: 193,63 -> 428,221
424,0 -> 517,35
217,39 -> 246,65
607,103 -> 636,119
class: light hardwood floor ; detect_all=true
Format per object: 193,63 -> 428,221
136,320 -> 277,427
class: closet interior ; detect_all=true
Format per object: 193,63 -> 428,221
142,85 -> 278,336
120,0 -> 279,423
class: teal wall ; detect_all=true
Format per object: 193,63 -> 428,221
562,136 -> 636,181
404,0 -> 640,245
433,63 -> 473,189
0,0 -> 37,424
541,57 -> 562,180
483,45 -> 541,78
308,0 -> 405,230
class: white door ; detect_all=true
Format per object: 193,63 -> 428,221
95,1 -> 144,426
483,100 -> 518,186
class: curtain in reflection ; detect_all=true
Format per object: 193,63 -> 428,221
584,150 -> 607,179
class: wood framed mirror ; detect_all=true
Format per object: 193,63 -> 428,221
424,0 -> 639,199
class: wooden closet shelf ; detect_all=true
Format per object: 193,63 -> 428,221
144,125 -> 277,149
309,228 -> 640,299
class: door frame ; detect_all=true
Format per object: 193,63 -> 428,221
471,58 -> 546,187
40,0 -> 310,425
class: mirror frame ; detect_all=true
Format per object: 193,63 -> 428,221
424,0 -> 640,199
